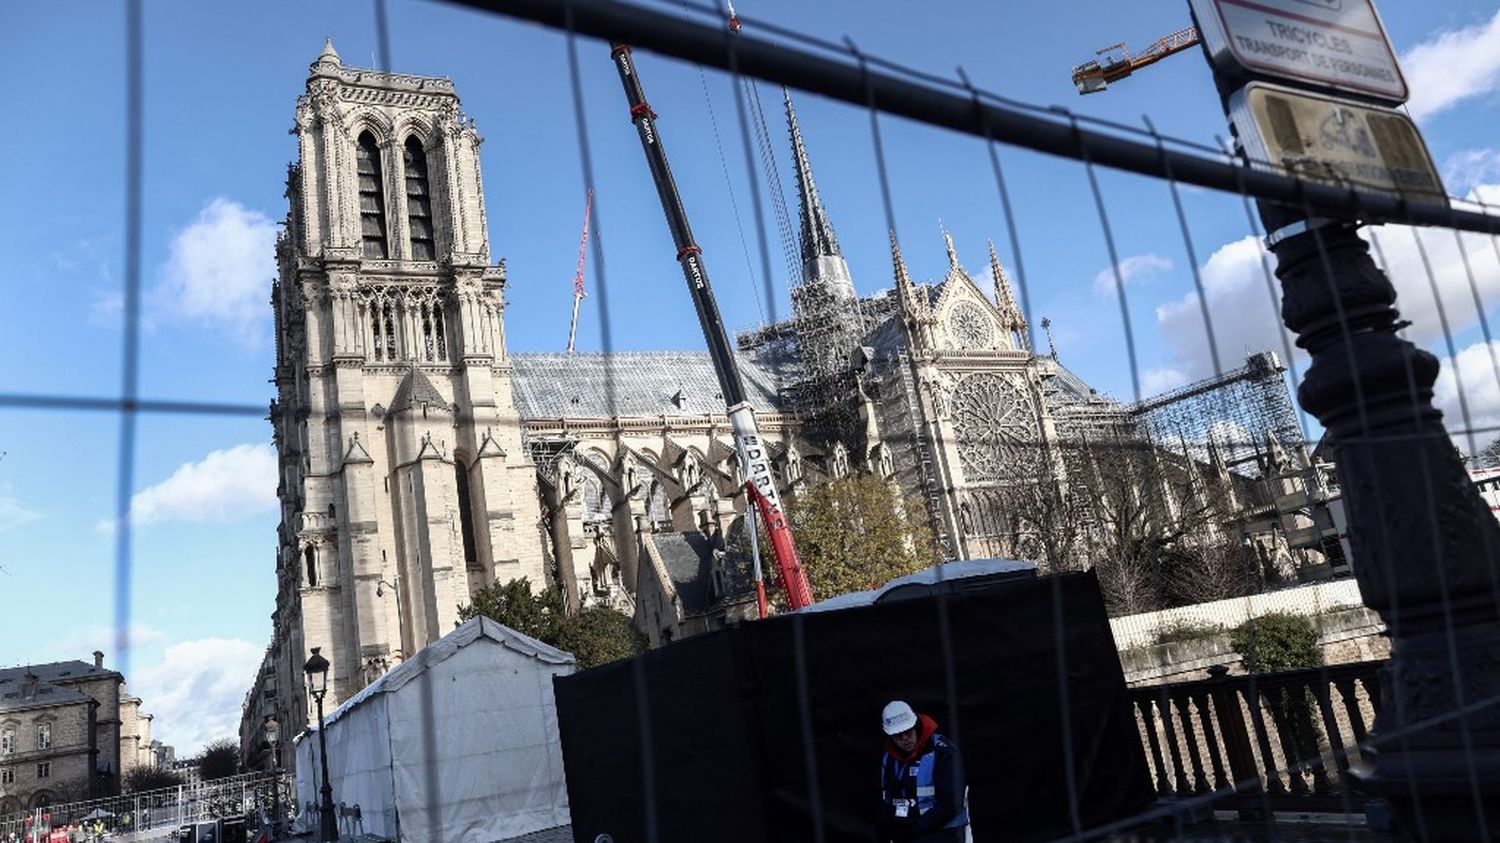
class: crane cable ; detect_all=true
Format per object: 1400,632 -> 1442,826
677,1 -> 772,328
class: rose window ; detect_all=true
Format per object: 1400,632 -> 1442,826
947,301 -> 995,349
950,373 -> 1038,481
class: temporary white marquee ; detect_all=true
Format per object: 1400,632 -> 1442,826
292,616 -> 575,842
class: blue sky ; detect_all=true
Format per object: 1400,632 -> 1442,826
2,1 -> 1499,754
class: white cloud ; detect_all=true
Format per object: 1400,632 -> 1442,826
152,198 -> 277,345
0,483 -> 40,532
47,624 -> 170,663
1434,338 -> 1500,454
1094,253 -> 1172,295
1155,196 -> 1500,382
1142,367 -> 1187,395
105,444 -> 278,531
1444,149 -> 1500,196
1402,9 -> 1500,123
131,637 -> 263,756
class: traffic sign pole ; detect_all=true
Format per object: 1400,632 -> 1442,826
1188,0 -> 1500,835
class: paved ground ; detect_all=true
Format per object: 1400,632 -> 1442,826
277,826 -> 571,842
1107,811 -> 1400,842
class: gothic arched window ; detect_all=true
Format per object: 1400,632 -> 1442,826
454,458 -> 479,567
356,132 -> 389,259
304,546 -> 318,587
404,137 -> 436,261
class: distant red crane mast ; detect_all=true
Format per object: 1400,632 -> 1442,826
566,189 -> 593,353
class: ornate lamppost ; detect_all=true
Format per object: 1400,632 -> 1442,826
303,649 -> 338,842
263,716 -> 281,839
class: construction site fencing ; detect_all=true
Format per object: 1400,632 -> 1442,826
5,0 -> 1500,839
0,773 -> 291,840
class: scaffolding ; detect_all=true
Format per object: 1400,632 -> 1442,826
1130,351 -> 1305,470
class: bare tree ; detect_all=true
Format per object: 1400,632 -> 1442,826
999,433 -> 1247,615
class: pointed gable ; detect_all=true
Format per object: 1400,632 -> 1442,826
388,365 -> 451,415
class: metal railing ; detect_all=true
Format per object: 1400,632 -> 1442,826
0,772 -> 292,840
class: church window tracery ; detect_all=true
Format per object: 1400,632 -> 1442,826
947,301 -> 994,349
356,132 -> 389,259
951,372 -> 1039,482
370,301 -> 396,361
420,297 -> 448,361
404,137 -> 436,261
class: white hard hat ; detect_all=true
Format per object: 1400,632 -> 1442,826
881,700 -> 918,735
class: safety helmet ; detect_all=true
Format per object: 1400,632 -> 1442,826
881,700 -> 918,735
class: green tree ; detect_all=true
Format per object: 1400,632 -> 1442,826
1231,612 -> 1324,769
556,605 -> 648,668
459,577 -> 562,642
123,765 -> 185,794
784,475 -> 940,600
1231,612 -> 1322,673
198,737 -> 241,781
459,577 -> 645,669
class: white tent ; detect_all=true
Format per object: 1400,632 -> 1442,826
292,616 -> 575,842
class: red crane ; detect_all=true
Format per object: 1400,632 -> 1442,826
607,45 -> 814,613
566,189 -> 593,353
1071,27 -> 1200,94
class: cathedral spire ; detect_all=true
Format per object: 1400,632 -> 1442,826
892,230 -> 918,310
785,88 -> 862,384
988,240 -> 1029,351
891,231 -> 932,351
786,89 -> 842,269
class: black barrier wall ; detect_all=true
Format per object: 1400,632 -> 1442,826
554,571 -> 1154,842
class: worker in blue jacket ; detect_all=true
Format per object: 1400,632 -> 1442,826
877,700 -> 969,842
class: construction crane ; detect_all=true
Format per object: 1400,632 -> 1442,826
606,43 -> 815,613
566,189 -> 593,353
1071,26 -> 1199,94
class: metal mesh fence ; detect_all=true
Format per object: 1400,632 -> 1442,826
6,0 -> 1500,839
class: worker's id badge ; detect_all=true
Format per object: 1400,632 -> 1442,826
894,799 -> 912,818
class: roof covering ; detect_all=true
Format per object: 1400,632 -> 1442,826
510,352 -> 786,420
0,660 -> 117,684
389,366 -> 451,414
0,669 -> 93,713
650,532 -> 720,615
1038,356 -> 1107,405
304,615 -> 574,736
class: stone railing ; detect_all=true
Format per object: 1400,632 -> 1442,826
1129,660 -> 1383,816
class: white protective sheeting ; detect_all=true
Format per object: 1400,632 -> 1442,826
291,616 -> 575,842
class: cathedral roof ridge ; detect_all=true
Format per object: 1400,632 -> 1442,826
509,350 -> 784,420
515,349 -> 743,359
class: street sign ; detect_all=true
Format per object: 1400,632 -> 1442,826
1191,0 -> 1408,103
1229,82 -> 1445,204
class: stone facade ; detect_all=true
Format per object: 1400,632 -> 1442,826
0,653 -> 150,812
265,40 -> 551,732
117,693 -> 155,778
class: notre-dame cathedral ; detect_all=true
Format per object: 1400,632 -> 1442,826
248,42 -> 1336,735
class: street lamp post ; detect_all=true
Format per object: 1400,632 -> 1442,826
376,577 -> 404,660
263,716 -> 281,840
303,648 -> 338,842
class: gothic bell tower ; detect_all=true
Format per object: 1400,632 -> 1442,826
270,40 -> 547,713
